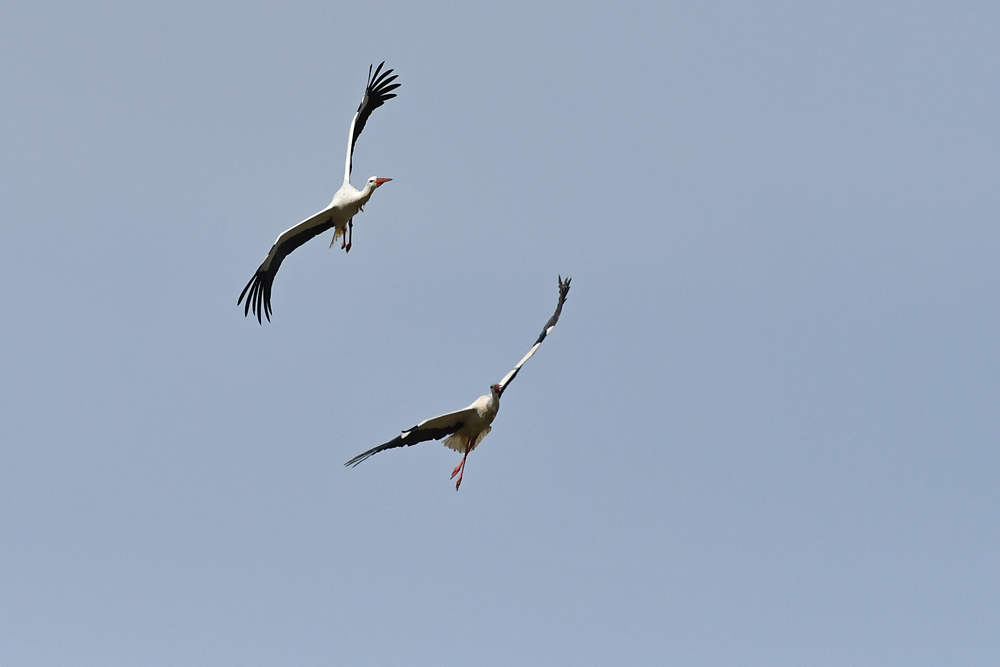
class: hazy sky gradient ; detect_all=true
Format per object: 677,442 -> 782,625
2,1 -> 998,664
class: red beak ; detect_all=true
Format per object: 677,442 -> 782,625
375,178 -> 392,186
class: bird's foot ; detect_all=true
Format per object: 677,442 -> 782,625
451,459 -> 467,490
345,241 -> 352,253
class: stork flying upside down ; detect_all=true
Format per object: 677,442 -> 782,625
239,62 -> 400,322
345,276 -> 572,490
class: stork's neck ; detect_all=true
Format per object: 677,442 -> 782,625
355,180 -> 376,203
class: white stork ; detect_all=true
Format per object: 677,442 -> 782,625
238,62 -> 400,322
345,276 -> 571,489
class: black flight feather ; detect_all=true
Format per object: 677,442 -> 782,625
349,61 -> 400,176
345,423 -> 463,467
237,217 -> 336,323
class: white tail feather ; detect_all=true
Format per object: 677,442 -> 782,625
329,226 -> 345,248
443,426 -> 491,453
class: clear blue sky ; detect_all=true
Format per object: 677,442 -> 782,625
2,1 -> 998,664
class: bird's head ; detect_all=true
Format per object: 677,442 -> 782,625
367,176 -> 392,189
490,383 -> 501,396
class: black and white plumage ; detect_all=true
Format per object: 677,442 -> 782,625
238,62 -> 400,322
345,276 -> 571,489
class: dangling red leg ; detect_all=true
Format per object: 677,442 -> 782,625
345,219 -> 353,253
340,225 -> 347,250
450,443 -> 471,490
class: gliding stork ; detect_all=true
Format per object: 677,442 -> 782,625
345,276 -> 571,490
238,62 -> 400,322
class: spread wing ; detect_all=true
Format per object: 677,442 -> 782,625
345,61 -> 400,180
237,207 -> 336,323
344,406 -> 477,467
496,275 -> 571,398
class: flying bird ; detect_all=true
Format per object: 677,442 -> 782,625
345,276 -> 572,489
238,62 -> 400,322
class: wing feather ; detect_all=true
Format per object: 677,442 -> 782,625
344,407 -> 477,467
238,208 -> 336,323
496,276 -> 571,397
347,61 -> 400,178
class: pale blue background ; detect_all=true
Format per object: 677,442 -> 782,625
2,1 -> 998,664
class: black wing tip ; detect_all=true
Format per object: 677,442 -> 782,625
531,275 -> 572,345
344,439 -> 397,467
354,62 -> 400,131
345,451 -> 374,467
558,275 -> 571,299
363,61 -> 400,99
368,61 -> 393,82
345,423 -> 462,468
237,270 -> 273,324
344,432 -> 404,467
554,274 -> 571,315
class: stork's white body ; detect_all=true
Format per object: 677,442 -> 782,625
440,389 -> 500,454
255,175 -> 383,278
